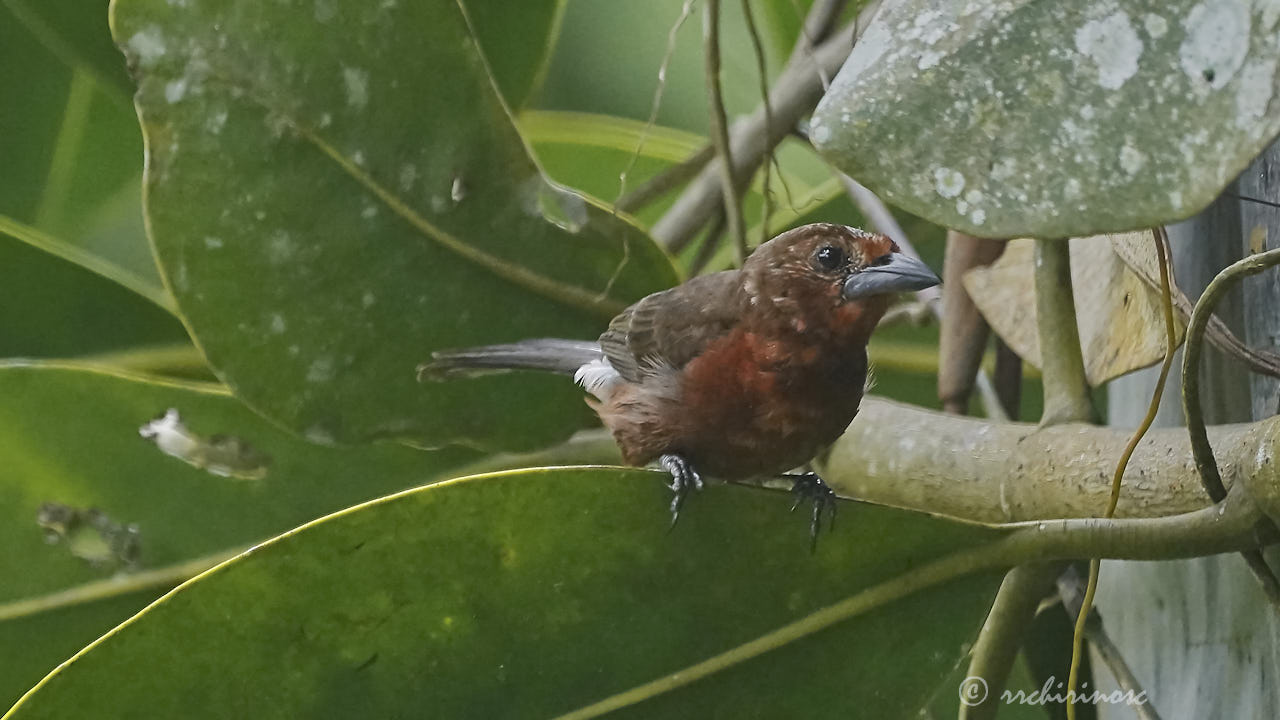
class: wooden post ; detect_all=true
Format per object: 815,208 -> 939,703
1098,139 -> 1280,718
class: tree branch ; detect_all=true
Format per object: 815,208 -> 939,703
961,562 -> 1066,720
1183,247 -> 1280,503
740,0 -> 774,249
1181,246 -> 1280,607
938,230 -> 1004,416
615,144 -> 714,216
784,0 -> 848,70
1057,569 -> 1163,720
552,485 -> 1266,720
820,397 -> 1280,524
651,2 -> 883,248
702,0 -> 748,264
1035,238 -> 1096,425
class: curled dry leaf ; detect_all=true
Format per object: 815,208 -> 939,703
1112,229 -> 1280,379
963,237 -> 1185,386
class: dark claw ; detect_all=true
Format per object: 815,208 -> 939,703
659,454 -> 703,527
788,471 -> 837,551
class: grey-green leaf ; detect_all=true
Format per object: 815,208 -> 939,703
812,0 -> 1280,238
5,467 -> 1001,719
0,237 -> 184,359
464,0 -> 565,109
111,0 -> 678,450
0,364 -> 478,707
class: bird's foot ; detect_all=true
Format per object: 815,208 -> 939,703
659,453 -> 703,528
788,471 -> 838,551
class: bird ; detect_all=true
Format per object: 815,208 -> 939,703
419,223 -> 940,541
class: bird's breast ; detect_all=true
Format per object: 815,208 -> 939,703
675,326 -> 868,477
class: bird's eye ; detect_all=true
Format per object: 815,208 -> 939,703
815,245 -> 846,271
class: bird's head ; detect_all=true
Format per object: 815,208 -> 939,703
743,223 -> 940,337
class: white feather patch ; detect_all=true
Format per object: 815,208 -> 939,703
574,358 -> 621,401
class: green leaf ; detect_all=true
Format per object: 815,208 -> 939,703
520,110 -> 818,235
463,0 -> 566,109
760,0 -> 814,59
0,592 -> 160,717
0,364 -> 479,707
112,0 -> 679,451
812,0 -> 1280,237
0,0 -> 184,361
520,110 -> 708,229
2,0 -> 134,101
0,1 -> 153,274
540,0 -> 781,133
0,234 -> 185,359
5,467 -> 1001,719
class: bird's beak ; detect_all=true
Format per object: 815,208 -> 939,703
842,253 -> 940,300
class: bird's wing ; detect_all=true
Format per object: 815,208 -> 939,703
599,270 -> 745,383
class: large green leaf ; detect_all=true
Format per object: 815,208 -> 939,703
5,467 -> 1001,719
0,364 -> 479,707
0,0 -> 152,273
0,0 -> 182,361
0,235 -> 184,359
2,0 -> 134,100
464,0 -> 565,109
112,0 -> 678,451
520,110 -> 822,252
813,0 -> 1280,237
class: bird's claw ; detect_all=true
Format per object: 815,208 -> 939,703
660,454 -> 703,527
789,472 -> 837,551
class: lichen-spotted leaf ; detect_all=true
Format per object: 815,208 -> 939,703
812,0 -> 1280,238
0,364 -> 478,708
111,0 -> 677,449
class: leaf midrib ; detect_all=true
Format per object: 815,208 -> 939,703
129,47 -> 644,321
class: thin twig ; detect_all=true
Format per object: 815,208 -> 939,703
612,0 -> 698,212
1057,567 -> 1163,720
993,339 -> 1022,420
702,0 -> 748,265
689,208 -> 728,276
1180,245 -> 1280,609
740,0 -> 774,249
877,300 -> 933,327
1067,228 -> 1177,720
1224,190 -> 1280,211
1083,618 -> 1163,720
784,0 -> 848,88
616,143 -> 714,217
594,0 -> 697,299
1184,247 -> 1280,501
1128,231 -> 1280,378
769,152 -> 801,215
651,1 -> 882,249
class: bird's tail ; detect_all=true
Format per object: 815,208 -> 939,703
417,338 -> 604,380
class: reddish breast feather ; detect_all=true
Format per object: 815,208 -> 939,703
674,326 -> 856,477
682,330 -> 774,416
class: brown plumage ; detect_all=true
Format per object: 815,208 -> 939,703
422,223 -> 939,532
